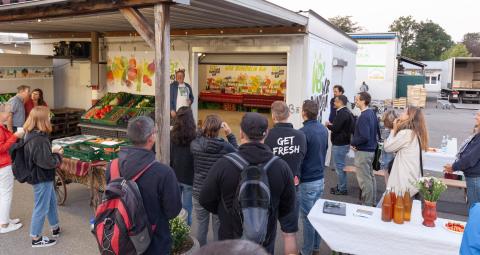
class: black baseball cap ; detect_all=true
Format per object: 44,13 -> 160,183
240,112 -> 268,140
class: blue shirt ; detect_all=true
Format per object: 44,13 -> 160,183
7,95 -> 25,127
351,108 -> 378,152
300,120 -> 328,183
460,203 -> 480,255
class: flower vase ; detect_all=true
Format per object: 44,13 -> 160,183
422,200 -> 437,227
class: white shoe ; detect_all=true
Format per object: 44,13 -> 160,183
0,223 -> 23,234
9,218 -> 20,224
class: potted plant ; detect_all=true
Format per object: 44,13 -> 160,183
414,177 -> 447,227
170,217 -> 200,255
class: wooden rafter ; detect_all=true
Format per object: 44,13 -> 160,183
27,26 -> 307,39
0,0 -> 172,22
119,7 -> 155,49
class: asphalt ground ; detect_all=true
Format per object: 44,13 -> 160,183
1,100 -> 477,255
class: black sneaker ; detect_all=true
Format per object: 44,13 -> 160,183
32,236 -> 57,248
52,227 -> 61,238
330,187 -> 348,195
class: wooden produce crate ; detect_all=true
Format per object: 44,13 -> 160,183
393,97 -> 407,109
407,85 -> 427,108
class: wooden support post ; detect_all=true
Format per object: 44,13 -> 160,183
119,8 -> 155,49
90,32 -> 100,106
154,3 -> 171,163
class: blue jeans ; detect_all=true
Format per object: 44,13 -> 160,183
466,177 -> 480,209
332,145 -> 350,192
381,150 -> 394,170
193,198 -> 220,246
300,178 -> 324,255
179,183 -> 193,226
30,181 -> 59,237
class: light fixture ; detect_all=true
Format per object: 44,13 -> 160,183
37,19 -> 42,23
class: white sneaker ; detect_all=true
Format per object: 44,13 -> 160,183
9,218 -> 21,224
0,223 -> 23,234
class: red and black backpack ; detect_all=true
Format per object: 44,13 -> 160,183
93,159 -> 155,255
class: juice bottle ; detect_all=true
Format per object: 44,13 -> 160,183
403,190 -> 412,222
390,188 -> 396,217
393,191 -> 405,224
381,189 -> 393,222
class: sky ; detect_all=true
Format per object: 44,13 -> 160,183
269,0 -> 478,41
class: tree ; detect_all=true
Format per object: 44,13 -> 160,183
463,32 -> 480,57
389,16 -> 420,58
440,44 -> 472,60
328,16 -> 362,33
410,21 -> 454,60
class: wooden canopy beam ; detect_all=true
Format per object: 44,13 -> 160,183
119,7 -> 155,49
27,26 -> 307,39
154,3 -> 171,163
0,0 -> 172,22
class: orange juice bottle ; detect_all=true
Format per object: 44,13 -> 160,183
393,191 -> 404,224
390,188 -> 396,217
381,189 -> 393,222
403,190 -> 412,222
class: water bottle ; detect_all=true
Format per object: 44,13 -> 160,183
441,136 -> 447,153
90,217 -> 95,231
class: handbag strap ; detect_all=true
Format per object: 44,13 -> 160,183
417,137 -> 424,177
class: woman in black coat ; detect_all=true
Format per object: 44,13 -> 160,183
170,106 -> 196,226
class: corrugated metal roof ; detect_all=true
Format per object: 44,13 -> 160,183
0,0 -> 307,33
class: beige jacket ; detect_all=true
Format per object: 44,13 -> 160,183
384,129 -> 421,195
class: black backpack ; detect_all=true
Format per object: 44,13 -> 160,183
93,159 -> 155,255
223,152 -> 278,245
10,136 -> 36,184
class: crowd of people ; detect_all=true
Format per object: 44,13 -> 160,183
0,80 -> 479,255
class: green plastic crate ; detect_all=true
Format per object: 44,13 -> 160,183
63,143 -> 101,162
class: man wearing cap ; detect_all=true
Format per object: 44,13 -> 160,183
199,112 -> 297,254
299,100 -> 328,255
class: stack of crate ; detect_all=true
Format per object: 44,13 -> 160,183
50,108 -> 85,140
407,85 -> 427,108
393,98 -> 407,109
384,99 -> 393,107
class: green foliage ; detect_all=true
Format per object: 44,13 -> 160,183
390,17 -> 454,60
463,32 -> 480,57
441,44 -> 472,60
328,15 -> 362,33
414,177 -> 447,202
389,15 -> 420,58
411,21 -> 454,60
169,217 -> 190,254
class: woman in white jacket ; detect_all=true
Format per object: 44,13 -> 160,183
384,106 -> 429,196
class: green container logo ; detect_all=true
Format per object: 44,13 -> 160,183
312,53 -> 326,94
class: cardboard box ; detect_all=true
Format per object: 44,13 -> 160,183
453,80 -> 473,89
473,81 -> 480,89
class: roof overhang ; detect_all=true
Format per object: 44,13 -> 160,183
0,0 -> 308,36
398,55 -> 427,68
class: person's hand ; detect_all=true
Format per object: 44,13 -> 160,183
351,146 -> 357,151
325,121 -> 331,126
294,176 -> 300,186
187,99 -> 192,106
14,130 -> 25,138
444,164 -> 454,173
222,122 -> 232,136
170,110 -> 176,118
393,118 -> 400,132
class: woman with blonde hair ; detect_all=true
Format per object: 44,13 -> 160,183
23,106 -> 63,248
384,106 -> 429,196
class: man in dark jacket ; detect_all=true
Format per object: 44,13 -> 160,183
445,110 -> 480,208
351,92 -> 378,206
327,85 -> 345,124
199,113 -> 296,255
327,95 -> 354,195
106,116 -> 182,255
190,118 -> 238,246
265,101 -> 306,253
299,100 -> 328,255
170,69 -> 194,119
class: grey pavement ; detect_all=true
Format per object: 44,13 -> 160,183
2,100 -> 477,255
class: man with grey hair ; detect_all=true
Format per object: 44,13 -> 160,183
7,85 -> 30,132
105,116 -> 182,255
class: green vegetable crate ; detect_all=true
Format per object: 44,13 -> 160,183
63,143 -> 102,162
84,138 -> 130,161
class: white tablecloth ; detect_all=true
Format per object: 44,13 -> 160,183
308,199 -> 463,255
423,151 -> 457,173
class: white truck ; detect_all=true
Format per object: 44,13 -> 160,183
441,57 -> 480,103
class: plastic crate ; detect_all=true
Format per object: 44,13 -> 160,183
63,143 -> 101,162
